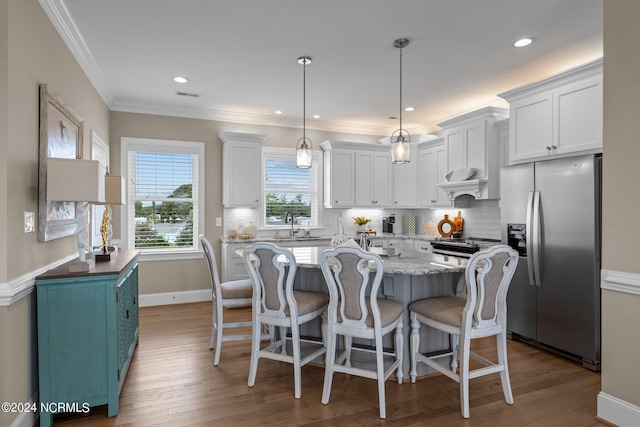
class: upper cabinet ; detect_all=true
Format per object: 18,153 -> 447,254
437,107 -> 509,200
499,58 -> 602,164
219,132 -> 266,208
321,141 -> 356,208
392,159 -> 418,207
417,138 -> 451,207
355,148 -> 393,207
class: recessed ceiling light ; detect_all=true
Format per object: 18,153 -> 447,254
404,107 -> 415,112
313,114 -> 320,119
514,37 -> 535,48
275,110 -> 283,115
173,76 -> 189,83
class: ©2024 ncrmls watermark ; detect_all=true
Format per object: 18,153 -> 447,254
2,401 -> 90,414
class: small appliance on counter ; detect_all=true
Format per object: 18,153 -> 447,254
382,214 -> 395,234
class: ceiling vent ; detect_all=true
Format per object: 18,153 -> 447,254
175,91 -> 201,98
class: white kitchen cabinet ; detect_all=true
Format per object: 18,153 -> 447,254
499,58 -> 602,164
437,107 -> 508,200
392,160 -> 417,207
418,139 -> 450,207
219,132 -> 266,208
355,148 -> 392,207
321,141 -> 355,208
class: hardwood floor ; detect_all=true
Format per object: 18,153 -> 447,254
51,301 -> 606,426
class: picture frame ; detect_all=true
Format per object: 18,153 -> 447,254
38,84 -> 84,242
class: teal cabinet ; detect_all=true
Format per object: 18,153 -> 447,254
36,250 -> 139,427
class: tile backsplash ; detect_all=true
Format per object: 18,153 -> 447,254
224,196 -> 502,241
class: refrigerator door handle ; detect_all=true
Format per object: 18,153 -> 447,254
525,191 -> 536,285
532,190 -> 542,286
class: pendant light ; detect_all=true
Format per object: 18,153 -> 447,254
390,38 -> 411,164
296,56 -> 313,169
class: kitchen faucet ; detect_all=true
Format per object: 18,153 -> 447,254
284,212 -> 299,237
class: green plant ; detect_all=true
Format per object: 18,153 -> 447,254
352,216 -> 371,226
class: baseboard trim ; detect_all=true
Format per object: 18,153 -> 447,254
139,289 -> 211,307
9,393 -> 38,427
601,269 -> 640,296
598,391 -> 640,426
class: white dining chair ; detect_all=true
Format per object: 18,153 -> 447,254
409,244 -> 519,418
319,241 -> 404,419
243,242 -> 328,399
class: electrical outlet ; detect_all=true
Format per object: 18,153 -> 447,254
24,212 -> 35,233
215,217 -> 222,227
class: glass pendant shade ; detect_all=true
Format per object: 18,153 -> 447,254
296,137 -> 312,168
390,131 -> 411,164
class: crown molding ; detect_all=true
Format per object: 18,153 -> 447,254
38,0 -> 114,105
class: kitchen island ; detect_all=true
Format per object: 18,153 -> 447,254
237,244 -> 469,377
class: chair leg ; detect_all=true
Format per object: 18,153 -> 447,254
345,335 -> 353,367
497,330 -> 514,404
395,320 -> 403,384
459,335 -> 471,419
248,319 -> 262,388
213,304 -> 223,366
410,315 -> 420,383
321,312 -> 328,363
375,334 -> 387,419
280,326 -> 287,355
291,323 -> 302,399
321,330 -> 336,405
450,334 -> 459,372
209,301 -> 216,350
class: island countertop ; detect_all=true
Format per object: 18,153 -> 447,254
235,245 -> 467,275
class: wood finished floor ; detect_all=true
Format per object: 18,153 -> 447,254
51,301 -> 607,427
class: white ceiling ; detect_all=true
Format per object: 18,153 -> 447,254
41,0 -> 603,137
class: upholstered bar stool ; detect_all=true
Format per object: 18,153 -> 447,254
200,235 -> 266,366
319,241 -> 404,419
409,244 -> 519,418
243,242 -> 328,399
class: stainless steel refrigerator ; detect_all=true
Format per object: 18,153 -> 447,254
500,154 -> 601,370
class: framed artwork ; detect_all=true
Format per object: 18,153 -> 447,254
38,84 -> 84,242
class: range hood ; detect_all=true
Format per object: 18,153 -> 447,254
438,178 -> 488,200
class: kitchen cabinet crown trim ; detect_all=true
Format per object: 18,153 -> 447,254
218,131 -> 267,145
498,57 -> 602,102
437,106 -> 509,130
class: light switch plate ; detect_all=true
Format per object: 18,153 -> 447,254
24,212 -> 35,233
215,217 -> 222,227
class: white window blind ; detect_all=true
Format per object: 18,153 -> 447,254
122,138 -> 204,256
263,149 -> 320,227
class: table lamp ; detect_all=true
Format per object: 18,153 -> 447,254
95,170 -> 126,261
46,158 -> 105,272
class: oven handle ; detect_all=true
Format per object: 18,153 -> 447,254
431,248 -> 472,258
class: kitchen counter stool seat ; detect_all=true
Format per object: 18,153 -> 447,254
243,242 -> 328,399
409,244 -> 518,418
201,235 -> 265,366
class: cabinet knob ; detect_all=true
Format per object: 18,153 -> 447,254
255,199 -> 259,202
546,146 -> 552,150
431,200 -> 436,203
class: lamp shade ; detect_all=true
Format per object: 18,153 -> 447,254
104,175 -> 126,205
46,158 -> 105,203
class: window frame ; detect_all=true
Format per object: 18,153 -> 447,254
120,137 -> 205,261
260,147 -> 322,230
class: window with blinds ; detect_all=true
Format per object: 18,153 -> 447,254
122,138 -> 204,255
263,149 -> 320,228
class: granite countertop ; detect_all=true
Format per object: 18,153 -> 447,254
235,245 -> 466,275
